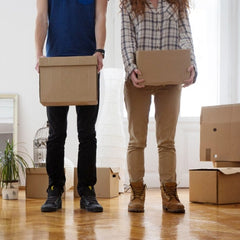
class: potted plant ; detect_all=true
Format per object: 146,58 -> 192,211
0,141 -> 30,200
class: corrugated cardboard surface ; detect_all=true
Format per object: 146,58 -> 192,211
74,167 -> 119,198
136,49 -> 191,85
189,169 -> 240,204
26,168 -> 49,199
39,56 -> 98,106
26,168 -> 65,199
200,104 -> 240,164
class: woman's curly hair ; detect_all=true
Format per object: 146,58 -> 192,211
120,0 -> 189,17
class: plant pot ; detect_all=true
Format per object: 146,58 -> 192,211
1,181 -> 19,200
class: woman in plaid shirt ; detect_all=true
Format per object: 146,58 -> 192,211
121,0 -> 197,213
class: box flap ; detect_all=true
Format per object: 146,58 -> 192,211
110,167 -> 120,174
39,56 -> 97,67
218,168 -> 240,175
109,167 -> 120,180
190,168 -> 240,175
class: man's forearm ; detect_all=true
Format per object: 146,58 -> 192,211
95,0 -> 108,50
95,16 -> 106,49
35,15 -> 48,58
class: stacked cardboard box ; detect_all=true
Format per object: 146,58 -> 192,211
74,167 -> 120,198
26,168 -> 65,199
26,168 -> 49,199
190,103 -> 240,204
200,103 -> 240,167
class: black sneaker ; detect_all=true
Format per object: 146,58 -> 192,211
80,186 -> 103,212
41,185 -> 63,212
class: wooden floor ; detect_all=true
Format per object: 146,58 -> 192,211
0,189 -> 240,240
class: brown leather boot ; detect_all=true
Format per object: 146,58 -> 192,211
128,181 -> 146,212
161,182 -> 185,213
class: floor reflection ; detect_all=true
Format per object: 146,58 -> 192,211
128,212 -> 146,240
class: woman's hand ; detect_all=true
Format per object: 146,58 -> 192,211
130,69 -> 145,88
183,65 -> 195,88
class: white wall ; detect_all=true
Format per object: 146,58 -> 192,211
219,0 -> 240,104
104,0 -> 123,68
0,1 -> 46,162
238,1 -> 240,101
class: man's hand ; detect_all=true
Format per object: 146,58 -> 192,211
35,56 -> 42,73
94,52 -> 103,73
183,65 -> 195,88
35,55 -> 46,73
130,69 -> 145,88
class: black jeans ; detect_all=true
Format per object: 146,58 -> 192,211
46,76 -> 99,196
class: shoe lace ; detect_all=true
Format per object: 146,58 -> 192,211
85,195 -> 99,205
46,185 -> 62,200
45,195 -> 59,205
164,185 -> 179,201
132,187 -> 145,199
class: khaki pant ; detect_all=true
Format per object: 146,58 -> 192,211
124,80 -> 182,184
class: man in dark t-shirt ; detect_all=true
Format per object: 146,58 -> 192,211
35,0 -> 108,213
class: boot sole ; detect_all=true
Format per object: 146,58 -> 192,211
128,208 -> 144,213
163,206 -> 185,213
80,204 -> 103,212
41,202 -> 62,212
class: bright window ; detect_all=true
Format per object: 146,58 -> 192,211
180,0 -> 219,117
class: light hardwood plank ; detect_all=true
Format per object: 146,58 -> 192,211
0,189 -> 240,240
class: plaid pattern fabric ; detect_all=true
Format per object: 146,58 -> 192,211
121,0 -> 197,80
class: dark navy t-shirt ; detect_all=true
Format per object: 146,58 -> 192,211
46,0 -> 96,57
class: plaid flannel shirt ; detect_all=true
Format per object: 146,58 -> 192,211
121,0 -> 197,80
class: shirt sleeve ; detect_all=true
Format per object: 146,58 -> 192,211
178,11 -> 198,82
121,7 -> 137,80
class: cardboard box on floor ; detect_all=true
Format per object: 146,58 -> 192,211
189,169 -> 240,204
74,167 -> 119,198
200,104 -> 240,166
136,49 -> 191,85
39,56 -> 98,106
26,168 -> 65,199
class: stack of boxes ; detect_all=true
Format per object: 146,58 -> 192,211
189,104 -> 240,204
